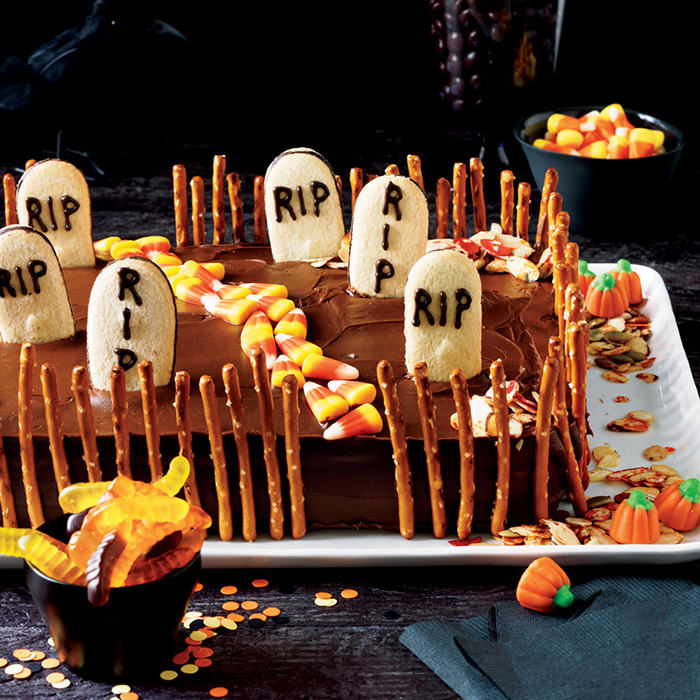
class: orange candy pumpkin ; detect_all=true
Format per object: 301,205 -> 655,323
611,259 -> 643,305
608,489 -> 660,544
654,478 -> 700,531
584,271 -> 628,318
578,260 -> 596,298
516,556 -> 574,613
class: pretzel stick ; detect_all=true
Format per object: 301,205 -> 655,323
71,365 -> 101,484
546,192 -> 563,245
226,172 -> 245,243
407,154 -> 424,191
452,162 -> 467,238
469,157 -> 486,234
548,337 -> 588,515
413,362 -> 447,539
0,418 -> 17,527
212,154 -> 227,245
535,167 -> 558,251
250,346 -> 284,540
516,181 -> 531,241
385,164 -> 400,176
106,366 -> 132,480
565,241 -> 579,293
253,175 -> 266,244
190,175 -> 206,246
533,355 -> 558,521
138,361 -> 163,481
570,319 -> 590,487
435,177 -> 450,239
40,362 -> 72,494
350,167 -> 363,214
565,283 -> 585,382
500,170 -> 515,236
174,371 -> 201,507
550,224 -> 568,344
377,360 -> 414,540
222,363 -> 256,542
199,374 -> 233,541
172,164 -> 189,246
489,359 -> 510,537
282,374 -> 306,540
450,368 -> 475,540
3,173 -> 17,226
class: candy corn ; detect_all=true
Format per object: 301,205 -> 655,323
174,277 -> 220,306
94,236 -> 121,260
241,311 -> 277,368
301,353 -> 359,380
240,282 -> 288,298
180,260 -> 228,294
323,404 -> 383,440
303,382 -> 349,423
327,380 -> 376,406
271,355 -> 305,388
152,252 -> 183,267
137,235 -> 171,259
274,308 -> 308,339
275,333 -> 323,366
209,297 -> 257,325
248,294 -> 296,322
111,240 -> 147,259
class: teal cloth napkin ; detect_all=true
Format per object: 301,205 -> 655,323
400,576 -> 698,700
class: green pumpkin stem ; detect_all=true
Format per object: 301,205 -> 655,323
616,258 -> 632,274
579,260 -> 595,278
591,271 -> 617,292
553,584 -> 574,610
627,489 -> 654,510
679,478 -> 700,504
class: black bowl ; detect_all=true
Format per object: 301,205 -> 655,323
514,106 -> 684,234
25,515 -> 201,681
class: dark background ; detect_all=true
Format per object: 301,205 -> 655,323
0,0 -> 695,185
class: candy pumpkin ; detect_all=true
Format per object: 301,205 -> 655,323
516,556 -> 574,613
608,489 -> 660,544
578,260 -> 596,297
654,478 -> 700,532
584,271 -> 628,318
611,259 -> 643,305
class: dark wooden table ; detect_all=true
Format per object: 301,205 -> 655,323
1,129 -> 699,699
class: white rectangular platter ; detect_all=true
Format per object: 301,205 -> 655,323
2,264 -> 698,570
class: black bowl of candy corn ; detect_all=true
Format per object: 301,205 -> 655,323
17,457 -> 207,680
514,104 -> 684,234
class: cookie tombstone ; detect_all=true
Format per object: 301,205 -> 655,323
87,257 -> 177,391
349,174 -> 428,298
0,225 -> 76,343
264,148 -> 345,262
16,158 -> 95,268
404,249 -> 482,382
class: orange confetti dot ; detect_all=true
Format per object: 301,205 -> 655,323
210,688 -> 230,698
120,693 -> 140,700
0,658 -> 6,668
249,613 -> 268,622
220,585 -> 238,595
263,607 -> 281,617
13,649 -> 33,660
222,601 -> 240,611
14,667 -> 32,679
173,650 -> 191,665
251,578 -> 269,588
341,589 -> 359,599
195,658 -> 213,668
31,651 -> 46,661
194,582 -> 204,592
193,647 -> 214,659
226,613 -> 245,622
185,636 -> 202,646
315,592 -> 333,599
241,600 -> 258,611
46,672 -> 66,684
41,658 -> 60,669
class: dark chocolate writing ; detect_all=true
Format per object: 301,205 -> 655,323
382,182 -> 403,220
412,287 -> 473,328
0,259 -> 48,298
122,307 -> 131,340
381,223 -> 390,251
273,181 -> 333,222
24,196 -> 81,233
117,268 -> 142,306
273,186 -> 296,222
375,259 -> 395,294
310,181 -> 329,216
114,348 -> 137,372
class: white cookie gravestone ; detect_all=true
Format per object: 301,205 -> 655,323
348,174 -> 428,298
404,249 -> 482,382
0,225 -> 76,343
16,158 -> 95,268
264,148 -> 345,262
86,257 -> 177,391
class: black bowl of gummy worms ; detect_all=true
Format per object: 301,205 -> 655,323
25,514 -> 201,681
